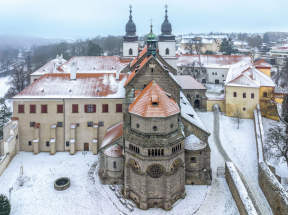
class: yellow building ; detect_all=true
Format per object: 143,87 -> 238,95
224,62 -> 275,119
253,59 -> 272,77
180,37 -> 221,53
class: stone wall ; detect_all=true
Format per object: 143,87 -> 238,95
258,162 -> 288,215
225,162 -> 258,215
181,89 -> 207,111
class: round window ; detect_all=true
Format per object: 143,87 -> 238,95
170,123 -> 174,129
147,164 -> 163,178
136,123 -> 140,128
153,126 -> 157,131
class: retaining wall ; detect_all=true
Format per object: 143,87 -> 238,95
225,162 -> 257,215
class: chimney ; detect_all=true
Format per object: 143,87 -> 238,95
251,66 -> 256,80
116,70 -> 120,80
70,62 -> 77,80
59,54 -> 63,64
53,63 -> 57,73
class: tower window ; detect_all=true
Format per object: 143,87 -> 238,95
129,48 -> 133,55
190,157 -> 197,163
113,161 -> 117,169
166,48 -> 169,55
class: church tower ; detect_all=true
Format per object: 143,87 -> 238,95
158,5 -> 177,69
123,5 -> 139,59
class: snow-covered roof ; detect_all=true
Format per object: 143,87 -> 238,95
103,144 -> 122,157
100,121 -> 123,149
182,35 -> 228,40
14,73 -> 128,99
50,139 -> 56,143
225,61 -> 275,88
177,54 -> 252,68
185,134 -> 207,150
275,86 -> 288,94
253,59 -> 272,68
59,56 -> 131,73
180,92 -> 209,133
174,75 -> 206,90
30,56 -> 67,75
181,38 -> 215,44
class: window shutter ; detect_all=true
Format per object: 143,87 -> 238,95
57,105 -> 63,113
84,105 -> 88,113
93,105 -> 96,113
18,105 -> 24,113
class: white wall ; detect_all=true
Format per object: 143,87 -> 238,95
158,41 -> 176,57
123,42 -> 139,57
207,68 -> 229,84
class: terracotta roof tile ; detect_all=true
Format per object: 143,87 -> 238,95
59,56 -> 131,73
100,121 -> 123,149
103,144 -> 122,157
14,73 -> 128,99
130,46 -> 147,68
124,55 -> 152,87
253,59 -> 272,68
129,80 -> 180,117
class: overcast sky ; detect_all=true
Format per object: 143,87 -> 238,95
0,0 -> 287,38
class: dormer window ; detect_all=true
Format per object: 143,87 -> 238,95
152,102 -> 158,106
151,95 -> 159,106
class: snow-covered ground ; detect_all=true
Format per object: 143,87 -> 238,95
205,84 -> 225,99
0,151 -> 239,215
198,111 -> 272,214
262,117 -> 288,191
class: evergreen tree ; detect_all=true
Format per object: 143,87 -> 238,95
0,98 -> 12,140
0,194 -> 11,215
87,41 -> 102,56
263,33 -> 270,43
219,38 -> 235,55
282,94 -> 288,123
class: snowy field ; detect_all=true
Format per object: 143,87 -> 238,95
262,117 -> 288,190
0,150 -> 239,215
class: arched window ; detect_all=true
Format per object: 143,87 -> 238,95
158,149 -> 160,156
161,149 -> 164,156
166,48 -> 169,55
152,149 -> 154,156
113,161 -> 117,169
148,149 -> 150,156
129,48 -> 133,55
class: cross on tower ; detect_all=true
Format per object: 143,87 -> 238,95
164,4 -> 168,16
129,5 -> 132,17
149,18 -> 154,32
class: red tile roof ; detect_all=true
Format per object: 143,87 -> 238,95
124,55 -> 152,87
253,59 -> 272,68
58,56 -> 131,73
129,80 -> 180,117
174,75 -> 206,90
177,54 -> 252,68
14,73 -> 128,99
101,121 -> 123,149
103,145 -> 122,157
130,46 -> 147,68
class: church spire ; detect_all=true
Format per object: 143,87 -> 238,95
159,5 -> 175,41
146,18 -> 157,58
124,5 -> 138,42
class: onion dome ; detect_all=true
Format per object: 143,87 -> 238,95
146,24 -> 157,58
159,6 -> 175,41
124,6 -> 138,42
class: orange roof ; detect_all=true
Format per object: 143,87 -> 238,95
100,121 -> 123,149
134,89 -> 142,98
253,59 -> 272,68
103,145 -> 122,157
130,46 -> 147,68
124,55 -> 152,87
14,73 -> 128,99
129,80 -> 180,117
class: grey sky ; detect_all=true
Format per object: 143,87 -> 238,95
0,0 -> 287,38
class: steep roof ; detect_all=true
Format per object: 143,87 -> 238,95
180,92 -> 209,133
129,80 -> 180,117
185,134 -> 207,150
177,54 -> 251,68
174,75 -> 206,90
124,55 -> 151,86
14,73 -> 128,99
130,46 -> 147,68
59,56 -> 131,73
100,121 -> 123,149
103,145 -> 122,157
225,62 -> 275,88
253,59 -> 272,68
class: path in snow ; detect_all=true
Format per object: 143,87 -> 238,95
198,109 -> 272,215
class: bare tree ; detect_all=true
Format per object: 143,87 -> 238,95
18,174 -> 29,186
273,57 -> 288,86
264,125 -> 288,166
232,107 -> 244,129
5,65 -> 30,99
185,37 -> 206,54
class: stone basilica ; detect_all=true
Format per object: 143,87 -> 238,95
99,7 -> 212,210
